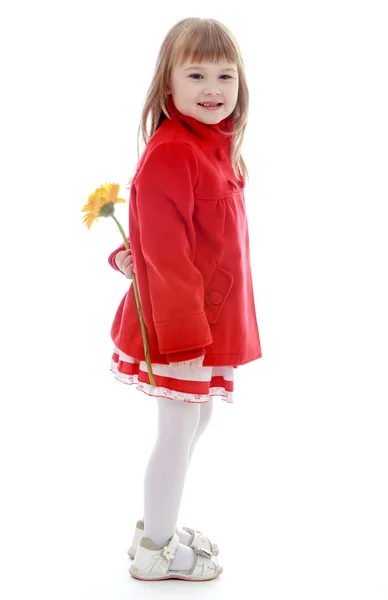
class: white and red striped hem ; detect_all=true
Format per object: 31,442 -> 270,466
110,344 -> 234,404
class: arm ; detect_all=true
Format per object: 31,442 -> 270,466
135,142 -> 212,363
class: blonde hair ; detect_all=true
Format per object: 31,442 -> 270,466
126,17 -> 249,189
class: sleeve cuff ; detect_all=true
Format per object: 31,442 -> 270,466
155,312 -> 212,358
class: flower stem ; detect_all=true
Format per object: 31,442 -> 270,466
110,214 -> 156,387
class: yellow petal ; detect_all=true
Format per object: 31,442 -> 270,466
82,182 -> 126,228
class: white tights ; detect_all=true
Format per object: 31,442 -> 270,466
143,397 -> 214,546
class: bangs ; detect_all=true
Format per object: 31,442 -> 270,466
173,25 -> 238,68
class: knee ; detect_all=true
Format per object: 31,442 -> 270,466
196,398 -> 214,434
157,399 -> 201,445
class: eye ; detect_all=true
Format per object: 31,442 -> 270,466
189,74 -> 232,80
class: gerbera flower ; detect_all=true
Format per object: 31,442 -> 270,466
81,182 -> 127,229
82,182 -> 156,387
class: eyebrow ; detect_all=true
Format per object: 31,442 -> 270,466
184,65 -> 237,72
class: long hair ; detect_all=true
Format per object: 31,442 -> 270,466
126,17 -> 249,189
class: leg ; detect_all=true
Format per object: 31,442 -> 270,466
141,398 -> 215,555
173,398 -> 217,549
142,397 -> 200,570
187,397 -> 214,467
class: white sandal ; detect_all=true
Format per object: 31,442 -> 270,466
129,532 -> 223,581
127,519 -> 219,559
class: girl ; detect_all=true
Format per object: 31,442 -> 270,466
108,17 -> 262,581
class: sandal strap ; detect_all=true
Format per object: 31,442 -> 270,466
161,532 -> 180,561
191,544 -> 213,559
182,527 -> 214,554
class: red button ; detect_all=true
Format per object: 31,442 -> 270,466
209,290 -> 223,305
227,179 -> 238,189
216,148 -> 225,160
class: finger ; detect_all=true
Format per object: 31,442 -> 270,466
123,257 -> 133,268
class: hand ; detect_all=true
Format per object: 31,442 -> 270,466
169,355 -> 205,368
115,249 -> 134,279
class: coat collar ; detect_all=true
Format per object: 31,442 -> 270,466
165,94 -> 234,145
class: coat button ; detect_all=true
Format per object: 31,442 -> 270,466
216,148 -> 225,161
227,179 -> 238,190
209,290 -> 223,305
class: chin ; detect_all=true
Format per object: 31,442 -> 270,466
195,105 -> 226,118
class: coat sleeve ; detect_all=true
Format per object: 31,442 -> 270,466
134,141 -> 213,362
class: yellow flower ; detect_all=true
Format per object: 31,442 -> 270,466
82,181 -> 156,388
81,183 -> 126,229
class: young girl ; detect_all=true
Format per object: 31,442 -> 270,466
108,17 -> 262,581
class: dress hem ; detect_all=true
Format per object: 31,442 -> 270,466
109,361 -> 233,404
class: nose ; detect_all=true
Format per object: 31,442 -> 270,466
204,88 -> 221,96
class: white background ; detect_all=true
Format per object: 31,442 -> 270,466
1,1 -> 387,598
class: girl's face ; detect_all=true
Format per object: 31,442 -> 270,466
166,59 -> 239,124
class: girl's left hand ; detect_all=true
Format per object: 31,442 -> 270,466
115,249 -> 134,279
169,355 -> 205,368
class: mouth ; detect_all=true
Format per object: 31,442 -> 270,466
198,102 -> 224,111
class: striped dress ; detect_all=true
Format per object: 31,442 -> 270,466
110,344 -> 235,404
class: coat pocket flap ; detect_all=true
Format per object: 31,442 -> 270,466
204,265 -> 234,324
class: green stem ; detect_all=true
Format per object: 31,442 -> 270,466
110,214 -> 156,387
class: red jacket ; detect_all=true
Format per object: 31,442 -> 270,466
108,95 -> 262,367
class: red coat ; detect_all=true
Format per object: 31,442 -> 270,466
108,95 -> 262,367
